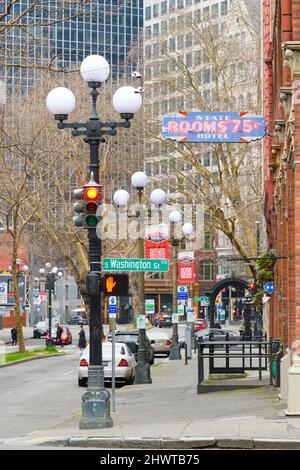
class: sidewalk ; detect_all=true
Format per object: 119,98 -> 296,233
4,351 -> 300,449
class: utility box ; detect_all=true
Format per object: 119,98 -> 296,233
279,349 -> 291,401
185,324 -> 192,359
286,354 -> 300,415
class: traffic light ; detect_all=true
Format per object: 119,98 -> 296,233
73,174 -> 102,228
248,280 -> 256,291
103,274 -> 129,296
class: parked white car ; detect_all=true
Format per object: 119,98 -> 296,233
147,330 -> 172,357
78,342 -> 137,386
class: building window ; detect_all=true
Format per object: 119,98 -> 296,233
169,37 -> 176,51
177,34 -> 184,49
200,259 -> 214,280
203,6 -> 210,20
169,0 -> 176,11
185,33 -> 193,48
203,68 -> 211,84
153,3 -> 159,18
185,52 -> 193,68
203,152 -> 210,167
145,45 -> 152,60
145,26 -> 151,38
178,0 -> 184,9
211,4 -> 219,18
161,1 -> 167,14
152,23 -> 160,36
145,6 -> 152,20
221,1 -> 228,16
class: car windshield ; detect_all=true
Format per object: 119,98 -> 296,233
147,331 -> 168,339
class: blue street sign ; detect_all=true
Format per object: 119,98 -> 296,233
177,286 -> 188,300
264,281 -> 274,294
162,112 -> 266,144
109,296 -> 117,316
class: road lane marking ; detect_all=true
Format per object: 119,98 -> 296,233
0,391 -> 14,398
36,379 -> 48,384
63,371 -> 74,375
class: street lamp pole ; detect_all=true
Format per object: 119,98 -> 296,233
113,177 -> 167,385
134,187 -> 152,384
46,54 -> 142,429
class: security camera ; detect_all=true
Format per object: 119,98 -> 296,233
134,86 -> 144,94
132,71 -> 142,79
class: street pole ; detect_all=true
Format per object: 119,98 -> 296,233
169,239 -> 181,360
79,87 -> 113,430
46,276 -> 53,348
47,57 -> 144,428
134,189 -> 152,384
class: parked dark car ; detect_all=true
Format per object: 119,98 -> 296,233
67,315 -> 88,325
179,328 -> 238,349
105,329 -> 155,365
157,314 -> 173,328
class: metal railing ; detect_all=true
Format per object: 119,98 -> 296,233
197,333 -> 280,394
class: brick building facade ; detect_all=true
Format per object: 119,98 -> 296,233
264,0 -> 300,346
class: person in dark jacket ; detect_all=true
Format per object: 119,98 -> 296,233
214,322 -> 222,329
78,326 -> 86,351
11,326 -> 18,346
56,323 -> 63,346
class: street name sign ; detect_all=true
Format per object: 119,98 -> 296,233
103,258 -> 169,272
162,112 -> 266,143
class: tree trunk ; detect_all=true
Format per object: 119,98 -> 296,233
12,246 -> 25,353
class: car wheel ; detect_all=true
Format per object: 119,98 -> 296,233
126,373 -> 134,385
78,377 -> 87,387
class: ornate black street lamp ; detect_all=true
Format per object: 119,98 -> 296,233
46,54 -> 142,429
113,174 -> 167,384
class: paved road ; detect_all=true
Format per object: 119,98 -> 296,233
0,351 -> 82,439
0,323 -> 188,440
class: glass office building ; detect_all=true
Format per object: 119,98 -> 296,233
0,0 -> 143,99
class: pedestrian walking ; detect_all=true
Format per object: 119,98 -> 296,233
56,323 -> 63,346
78,325 -> 86,351
11,326 -> 18,346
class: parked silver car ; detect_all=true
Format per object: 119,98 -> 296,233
78,343 -> 137,386
147,330 -> 172,357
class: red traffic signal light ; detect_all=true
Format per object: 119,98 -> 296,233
73,174 -> 102,228
248,281 -> 255,290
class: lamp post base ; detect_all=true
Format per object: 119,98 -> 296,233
79,365 -> 113,430
169,343 -> 181,360
134,362 -> 152,384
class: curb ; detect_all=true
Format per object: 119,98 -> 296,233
2,337 -> 33,346
37,436 -> 300,450
0,352 -> 67,369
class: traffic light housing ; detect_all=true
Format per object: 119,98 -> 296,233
103,274 -> 129,296
73,175 -> 102,228
248,280 -> 256,292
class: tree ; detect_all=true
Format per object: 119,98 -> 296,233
0,69 -> 146,322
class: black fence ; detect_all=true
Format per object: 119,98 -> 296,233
197,333 -> 280,394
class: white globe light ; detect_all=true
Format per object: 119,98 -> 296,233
169,210 -> 182,223
131,171 -> 148,189
52,266 -> 58,274
80,55 -> 110,83
57,271 -> 63,278
113,86 -> 142,114
23,265 -> 29,272
45,263 -> 52,269
46,87 -> 76,115
113,189 -> 130,206
39,268 -> 45,275
182,223 -> 193,236
150,188 -> 167,206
